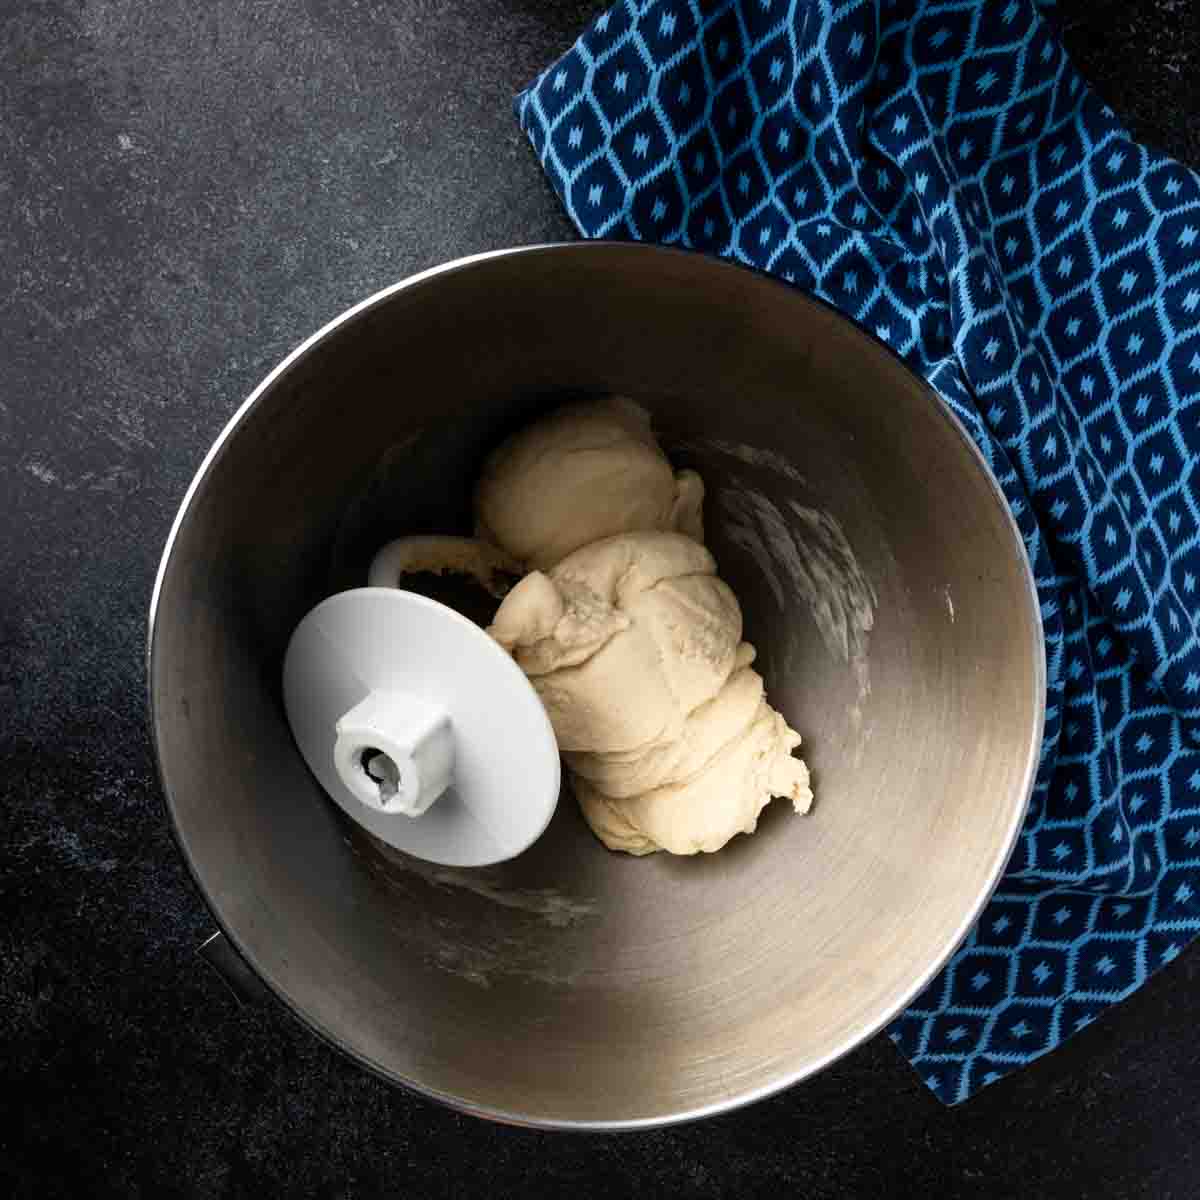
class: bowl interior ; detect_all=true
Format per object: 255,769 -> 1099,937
151,244 -> 1042,1126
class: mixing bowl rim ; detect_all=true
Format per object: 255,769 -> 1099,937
147,241 -> 1046,1130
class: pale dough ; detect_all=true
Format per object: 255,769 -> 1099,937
477,408 -> 816,859
490,532 -> 743,754
394,398 -> 815,855
475,397 -> 705,570
487,525 -> 812,855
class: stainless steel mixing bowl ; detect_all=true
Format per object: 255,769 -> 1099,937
149,243 -> 1043,1128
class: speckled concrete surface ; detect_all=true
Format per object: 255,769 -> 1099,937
3,2 -> 1199,1196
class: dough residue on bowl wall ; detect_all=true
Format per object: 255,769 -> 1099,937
346,830 -> 597,988
675,438 -> 877,731
675,437 -> 809,486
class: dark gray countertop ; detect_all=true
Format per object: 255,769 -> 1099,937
4,2 -> 1199,1196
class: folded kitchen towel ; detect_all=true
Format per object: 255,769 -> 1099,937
516,0 -> 1200,1102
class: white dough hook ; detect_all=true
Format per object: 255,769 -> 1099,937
282,577 -> 559,868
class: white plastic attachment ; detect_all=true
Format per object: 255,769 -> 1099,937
332,690 -> 453,817
283,587 -> 560,867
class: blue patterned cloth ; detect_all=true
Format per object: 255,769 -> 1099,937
516,0 -> 1200,1103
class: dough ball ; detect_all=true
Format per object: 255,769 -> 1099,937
478,398 -> 814,857
475,397 -> 705,569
